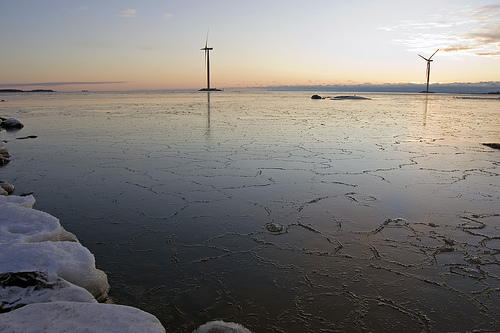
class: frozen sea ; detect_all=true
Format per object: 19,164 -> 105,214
1,91 -> 499,332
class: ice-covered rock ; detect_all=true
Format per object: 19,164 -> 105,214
0,142 -> 9,165
193,320 -> 253,333
0,196 -> 64,243
0,195 -> 78,243
0,241 -> 109,302
0,180 -> 15,195
0,301 -> 166,333
0,195 -> 109,301
0,271 -> 97,313
0,194 -> 36,208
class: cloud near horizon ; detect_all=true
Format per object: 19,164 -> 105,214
119,9 -> 137,18
383,5 -> 500,57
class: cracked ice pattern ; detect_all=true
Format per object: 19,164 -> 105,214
1,92 -> 499,332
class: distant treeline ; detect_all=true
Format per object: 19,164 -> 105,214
0,89 -> 56,93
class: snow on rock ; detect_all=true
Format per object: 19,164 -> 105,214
0,301 -> 166,333
0,241 -> 109,302
0,195 -> 109,301
0,142 -> 9,165
193,320 -> 253,333
0,194 -> 36,208
0,180 -> 14,195
0,271 -> 97,313
0,195 -> 74,243
0,195 -> 78,243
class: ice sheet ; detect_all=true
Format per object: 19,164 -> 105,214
1,91 -> 499,332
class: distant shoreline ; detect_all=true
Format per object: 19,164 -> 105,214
0,89 -> 56,93
1,88 -> 499,95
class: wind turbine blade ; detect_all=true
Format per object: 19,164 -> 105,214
205,29 -> 209,48
429,49 -> 439,60
418,54 -> 429,61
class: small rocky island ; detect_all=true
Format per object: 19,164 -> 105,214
0,89 -> 56,93
311,94 -> 371,100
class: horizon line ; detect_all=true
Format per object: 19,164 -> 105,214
1,81 -> 499,94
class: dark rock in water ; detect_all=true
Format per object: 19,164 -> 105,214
16,135 -> 37,140
199,88 -> 222,91
0,118 -> 24,129
483,143 -> 500,150
0,157 -> 8,166
332,95 -> 371,100
311,94 -> 322,99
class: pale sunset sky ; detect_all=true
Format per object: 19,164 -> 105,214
0,0 -> 499,91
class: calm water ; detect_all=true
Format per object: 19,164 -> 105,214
1,91 -> 499,332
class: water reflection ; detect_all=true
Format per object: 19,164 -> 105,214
206,92 -> 211,137
423,94 -> 429,126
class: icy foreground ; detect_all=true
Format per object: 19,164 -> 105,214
0,302 -> 165,333
0,195 -> 166,333
0,194 -> 252,332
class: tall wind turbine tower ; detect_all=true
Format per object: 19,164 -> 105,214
418,49 -> 439,93
200,32 -> 221,91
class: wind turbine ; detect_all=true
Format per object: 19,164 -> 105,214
200,31 -> 213,91
418,49 -> 439,93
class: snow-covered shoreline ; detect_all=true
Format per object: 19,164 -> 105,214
0,193 -> 167,332
0,189 -> 252,333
